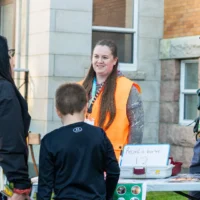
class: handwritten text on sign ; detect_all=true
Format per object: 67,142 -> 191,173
120,144 -> 170,167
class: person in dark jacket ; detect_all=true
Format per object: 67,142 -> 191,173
0,35 -> 31,200
189,140 -> 200,199
37,83 -> 120,200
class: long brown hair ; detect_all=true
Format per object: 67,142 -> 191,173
83,39 -> 119,130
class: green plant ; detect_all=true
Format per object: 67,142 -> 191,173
146,192 -> 187,200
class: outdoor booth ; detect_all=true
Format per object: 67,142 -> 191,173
1,144 -> 200,200
113,144 -> 200,200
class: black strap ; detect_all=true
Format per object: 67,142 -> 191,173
87,83 -> 104,114
174,191 -> 199,200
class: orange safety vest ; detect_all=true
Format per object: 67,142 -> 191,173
80,76 -> 141,160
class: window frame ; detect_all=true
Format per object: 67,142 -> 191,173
179,59 -> 198,125
92,0 -> 139,71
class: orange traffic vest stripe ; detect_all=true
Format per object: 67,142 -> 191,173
80,76 -> 141,160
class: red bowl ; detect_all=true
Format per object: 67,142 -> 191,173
169,157 -> 183,176
172,161 -> 183,176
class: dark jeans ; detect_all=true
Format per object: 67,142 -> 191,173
188,191 -> 200,200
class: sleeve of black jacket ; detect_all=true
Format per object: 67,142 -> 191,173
0,81 -> 31,189
103,132 -> 120,200
37,137 -> 54,200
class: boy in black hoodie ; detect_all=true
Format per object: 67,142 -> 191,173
37,83 -> 120,200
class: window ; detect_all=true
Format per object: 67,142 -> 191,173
179,60 -> 198,125
92,0 -> 138,71
0,0 -> 16,48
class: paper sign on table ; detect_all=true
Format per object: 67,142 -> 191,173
120,144 -> 170,167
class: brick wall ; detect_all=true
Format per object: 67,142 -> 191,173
93,0 -> 125,27
164,0 -> 200,38
159,60 -> 195,168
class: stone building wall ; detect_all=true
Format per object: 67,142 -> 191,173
160,0 -> 200,169
14,0 -> 93,176
159,59 -> 196,168
136,0 -> 164,143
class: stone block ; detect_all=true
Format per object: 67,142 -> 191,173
139,0 -> 164,17
29,120 -> 46,136
139,60 -> 160,81
142,122 -> 158,143
159,123 -> 169,143
28,77 -> 48,99
51,0 -> 92,12
122,70 -> 146,81
56,10 -> 92,34
138,81 -> 160,102
50,10 -> 56,32
54,55 -> 90,77
29,0 -> 50,12
49,32 -> 91,56
161,60 -> 180,81
167,124 -> 195,147
29,33 -> 50,55
139,38 -> 160,60
182,147 -> 194,168
170,145 -> 183,163
160,81 -> 180,102
143,101 -> 159,123
45,121 -> 62,133
29,10 -> 52,34
52,102 -> 60,122
160,36 -> 200,59
48,77 -> 79,99
28,55 -> 54,77
28,98 -> 54,121
139,16 -> 163,39
160,102 -> 179,123
19,56 -> 27,69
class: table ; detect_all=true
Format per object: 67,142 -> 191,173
31,176 -> 200,200
118,178 -> 200,191
118,178 -> 200,200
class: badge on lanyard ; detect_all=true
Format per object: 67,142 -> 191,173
85,116 -> 95,125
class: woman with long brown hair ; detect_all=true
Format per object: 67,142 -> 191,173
81,39 -> 144,159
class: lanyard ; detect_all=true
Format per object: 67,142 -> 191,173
89,78 -> 97,106
87,78 -> 104,114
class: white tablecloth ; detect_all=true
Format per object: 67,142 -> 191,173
31,175 -> 200,199
118,178 -> 200,191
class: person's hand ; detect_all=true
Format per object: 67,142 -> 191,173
8,193 -> 30,200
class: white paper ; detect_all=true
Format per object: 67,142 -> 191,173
120,144 -> 170,167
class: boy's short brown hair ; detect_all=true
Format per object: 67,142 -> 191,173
56,83 -> 87,115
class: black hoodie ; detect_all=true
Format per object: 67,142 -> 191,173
0,76 -> 31,189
